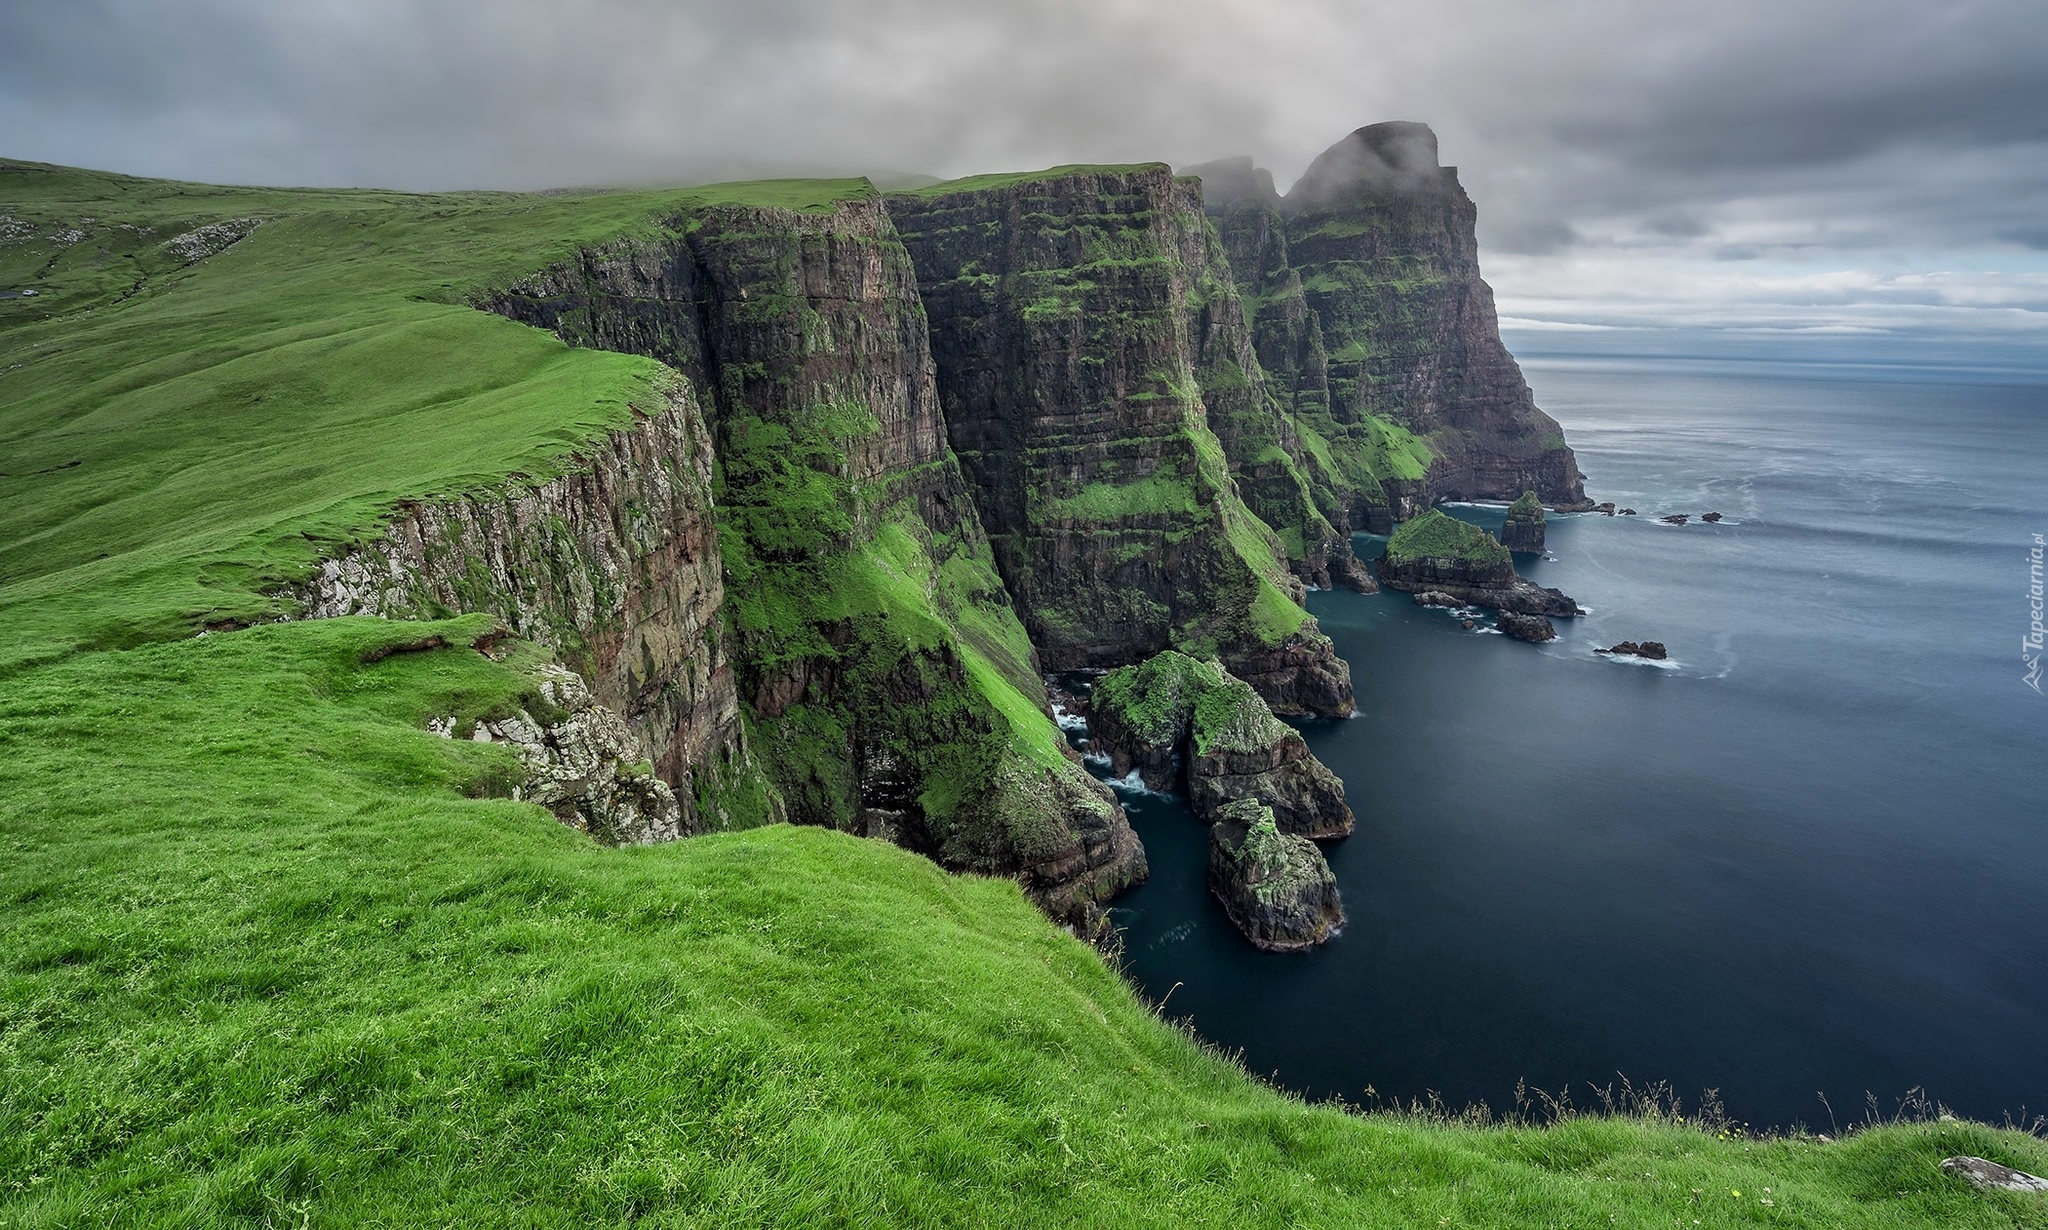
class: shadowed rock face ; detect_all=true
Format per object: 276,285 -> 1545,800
1208,799 -> 1345,951
1187,123 -> 1591,516
887,167 -> 1353,717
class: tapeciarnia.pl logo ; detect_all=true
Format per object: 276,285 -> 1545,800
2027,533 -> 2045,695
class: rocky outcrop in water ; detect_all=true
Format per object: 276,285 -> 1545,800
1496,612 -> 1557,643
887,166 -> 1353,718
1208,799 -> 1345,951
1597,641 -> 1668,660
1499,490 -> 1546,554
1089,650 -> 1352,839
1375,509 -> 1580,616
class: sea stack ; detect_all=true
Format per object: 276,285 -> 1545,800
1376,509 -> 1580,616
1208,800 -> 1345,951
1499,490 -> 1546,554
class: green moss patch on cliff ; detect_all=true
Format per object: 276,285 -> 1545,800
1385,507 -> 1512,568
1091,650 -> 1290,759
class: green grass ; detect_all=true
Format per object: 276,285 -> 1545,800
3,161 -> 2044,1225
1385,507 -> 1512,568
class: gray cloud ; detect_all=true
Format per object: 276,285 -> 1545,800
4,0 -> 2044,354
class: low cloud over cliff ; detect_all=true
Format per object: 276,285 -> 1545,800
5,0 -> 2043,358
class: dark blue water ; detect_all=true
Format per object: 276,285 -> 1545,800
1094,357 -> 2048,1131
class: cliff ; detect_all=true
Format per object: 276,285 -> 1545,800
296,377 -> 779,834
1089,650 -> 1352,839
886,167 -> 1355,718
1185,123 -> 1590,521
474,191 -> 1146,924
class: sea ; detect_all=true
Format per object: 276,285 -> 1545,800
1085,355 -> 2048,1132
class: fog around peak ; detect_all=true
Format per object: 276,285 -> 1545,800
4,0 -> 2043,363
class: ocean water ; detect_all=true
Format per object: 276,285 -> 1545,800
1090,356 -> 2048,1131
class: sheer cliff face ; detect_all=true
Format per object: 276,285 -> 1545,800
886,167 -> 1354,717
296,379 -> 778,835
1190,124 -> 1590,515
483,193 -> 1145,923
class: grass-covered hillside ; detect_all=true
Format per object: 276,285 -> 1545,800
4,162 -> 2045,1225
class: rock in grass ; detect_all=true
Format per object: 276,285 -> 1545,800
1208,800 -> 1344,951
1940,1156 -> 2048,1193
1496,612 -> 1556,643
1498,490 -> 1546,554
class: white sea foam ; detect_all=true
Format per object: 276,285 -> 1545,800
1048,700 -> 1089,732
1108,768 -> 1174,797
1596,652 -> 1682,670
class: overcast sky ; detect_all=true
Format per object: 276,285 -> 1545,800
5,0 -> 2045,363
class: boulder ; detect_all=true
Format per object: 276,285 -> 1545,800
1940,1157 -> 2048,1193
1619,508 -> 1638,516
1701,511 -> 1723,523
1208,800 -> 1345,951
1413,590 -> 1461,607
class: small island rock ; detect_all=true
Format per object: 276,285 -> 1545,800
1701,511 -> 1723,523
1497,612 -> 1557,643
1208,799 -> 1345,951
1498,490 -> 1547,554
1376,509 -> 1579,616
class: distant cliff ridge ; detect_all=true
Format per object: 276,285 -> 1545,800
1186,121 -> 1590,517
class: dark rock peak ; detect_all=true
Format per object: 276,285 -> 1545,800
1179,156 -> 1279,209
1285,121 -> 1449,211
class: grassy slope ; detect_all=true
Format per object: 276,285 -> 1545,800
3,163 -> 2044,1225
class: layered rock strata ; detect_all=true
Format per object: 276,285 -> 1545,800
296,378 -> 778,834
886,166 -> 1353,717
1186,123 -> 1590,523
1208,799 -> 1346,951
1376,509 -> 1580,616
1088,650 -> 1352,839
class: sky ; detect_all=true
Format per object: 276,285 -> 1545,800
5,0 -> 2045,365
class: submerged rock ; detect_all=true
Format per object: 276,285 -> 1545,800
1208,800 -> 1345,951
1496,612 -> 1557,643
1701,511 -> 1724,523
1619,508 -> 1638,516
1660,513 -> 1689,525
1413,590 -> 1460,607
1498,490 -> 1546,554
1089,650 -> 1353,839
1376,509 -> 1580,616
